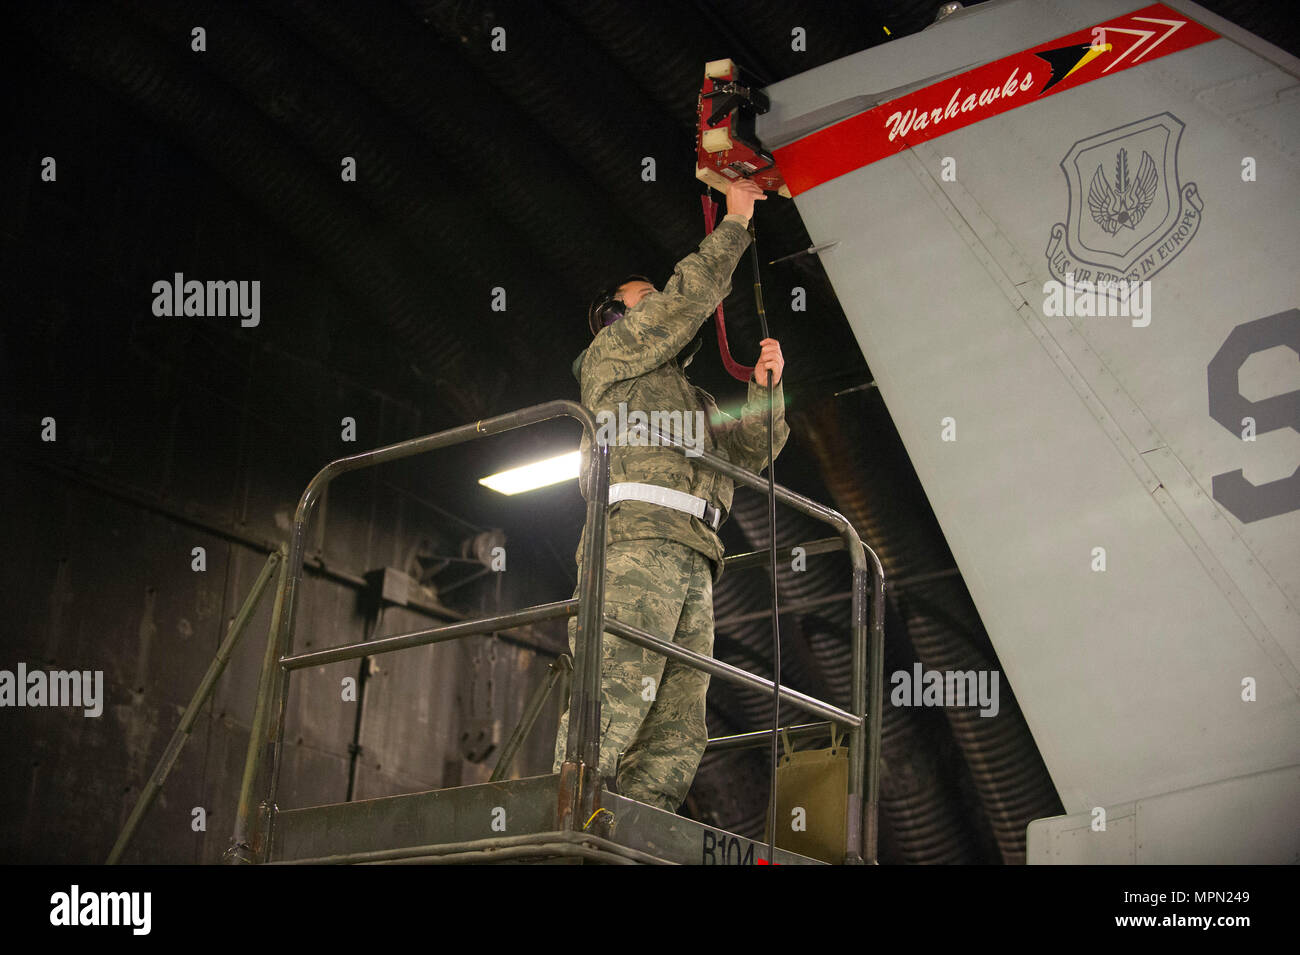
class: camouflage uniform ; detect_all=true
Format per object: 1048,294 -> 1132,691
552,214 -> 790,812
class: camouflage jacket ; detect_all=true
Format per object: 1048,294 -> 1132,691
574,216 -> 790,584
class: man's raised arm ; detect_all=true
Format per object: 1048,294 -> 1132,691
583,180 -> 766,386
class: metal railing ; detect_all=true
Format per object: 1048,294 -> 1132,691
225,399 -> 885,865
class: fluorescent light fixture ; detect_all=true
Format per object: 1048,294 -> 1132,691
478,451 -> 580,495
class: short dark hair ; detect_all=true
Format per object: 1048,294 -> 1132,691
587,274 -> 654,337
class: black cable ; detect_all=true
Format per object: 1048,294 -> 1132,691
748,216 -> 781,865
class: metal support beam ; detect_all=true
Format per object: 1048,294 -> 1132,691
561,438 -> 610,832
491,654 -> 572,782
228,549 -> 292,864
706,721 -> 833,752
108,547 -> 282,864
604,616 -> 861,728
269,831 -> 670,866
723,536 -> 844,570
280,599 -> 578,670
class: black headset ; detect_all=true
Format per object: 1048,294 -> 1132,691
588,274 -> 654,337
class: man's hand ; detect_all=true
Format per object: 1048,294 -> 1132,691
726,178 -> 767,220
753,338 -> 784,385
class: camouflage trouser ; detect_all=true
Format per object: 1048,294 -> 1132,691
552,539 -> 714,813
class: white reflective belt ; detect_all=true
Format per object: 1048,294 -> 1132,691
608,482 -> 720,531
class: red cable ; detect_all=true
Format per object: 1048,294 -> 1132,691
701,194 -> 755,383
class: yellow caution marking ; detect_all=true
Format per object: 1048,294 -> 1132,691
1066,43 -> 1111,81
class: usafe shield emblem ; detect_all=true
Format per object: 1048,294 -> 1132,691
1047,112 -> 1203,288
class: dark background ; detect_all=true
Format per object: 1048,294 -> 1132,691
2,0 -> 1293,864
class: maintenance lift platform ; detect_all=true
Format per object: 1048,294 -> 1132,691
107,400 -> 885,865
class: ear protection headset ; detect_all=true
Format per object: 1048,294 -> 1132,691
587,274 -> 654,337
